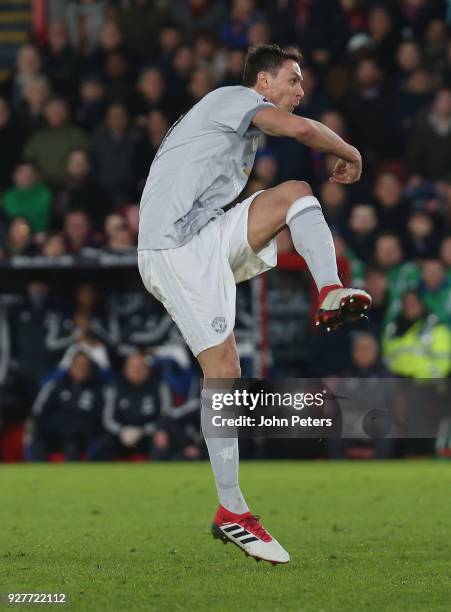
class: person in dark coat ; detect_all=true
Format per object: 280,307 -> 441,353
99,351 -> 172,459
31,351 -> 106,461
92,103 -> 139,205
53,148 -> 110,231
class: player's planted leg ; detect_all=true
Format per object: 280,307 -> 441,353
198,337 -> 290,564
201,387 -> 248,515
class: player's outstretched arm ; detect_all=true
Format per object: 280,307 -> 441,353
252,107 -> 362,184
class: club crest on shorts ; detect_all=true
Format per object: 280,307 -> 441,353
211,316 -> 227,333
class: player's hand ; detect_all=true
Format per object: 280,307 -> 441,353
120,426 -> 143,447
329,154 -> 362,184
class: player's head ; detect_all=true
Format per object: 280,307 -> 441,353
242,44 -> 303,113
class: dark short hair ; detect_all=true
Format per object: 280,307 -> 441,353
44,95 -> 68,108
16,159 -> 38,171
242,44 -> 302,87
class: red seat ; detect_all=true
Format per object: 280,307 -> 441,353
346,446 -> 375,460
0,421 -> 25,462
116,453 -> 149,462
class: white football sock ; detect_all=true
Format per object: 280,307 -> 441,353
201,388 -> 249,514
286,195 -> 342,291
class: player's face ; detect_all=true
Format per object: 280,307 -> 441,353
266,60 -> 304,113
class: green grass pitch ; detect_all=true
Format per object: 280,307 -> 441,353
1,461 -> 450,611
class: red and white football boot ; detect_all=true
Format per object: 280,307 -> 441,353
211,505 -> 290,565
315,284 -> 372,332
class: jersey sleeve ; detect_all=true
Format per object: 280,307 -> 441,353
209,87 -> 275,137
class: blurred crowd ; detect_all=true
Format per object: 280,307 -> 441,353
1,0 -> 451,460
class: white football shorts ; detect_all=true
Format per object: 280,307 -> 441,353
137,190 -> 277,356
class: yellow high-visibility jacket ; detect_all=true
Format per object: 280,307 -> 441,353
382,316 -> 451,378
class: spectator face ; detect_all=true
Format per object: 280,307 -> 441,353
124,353 -> 150,385
194,34 -> 217,62
188,68 -> 214,101
105,213 -> 127,238
80,79 -> 105,102
248,21 -> 270,46
67,150 -> 90,179
402,0 -> 426,9
173,46 -> 195,75
432,89 -> 451,119
44,99 -> 69,127
421,260 -> 445,290
159,26 -> 182,54
368,6 -> 392,40
356,59 -> 382,87
64,211 -> 90,244
16,45 -> 41,75
75,284 -> 97,310
440,237 -> 451,266
375,235 -> 402,268
190,0 -> 208,8
406,68 -> 432,94
69,353 -> 92,384
146,110 -> 168,142
106,104 -> 129,132
42,234 -> 66,257
232,0 -> 255,23
139,69 -> 165,101
9,218 -> 31,248
14,163 -> 38,188
108,226 -> 134,250
425,19 -> 446,44
396,41 -> 421,72
407,212 -> 433,239
48,21 -> 69,53
105,52 -> 129,79
226,49 -> 245,78
352,334 -> 379,369
339,0 -> 359,9
24,77 -> 50,109
100,20 -> 123,51
364,269 -> 387,303
27,282 -> 50,308
320,111 -> 345,137
27,281 -> 49,298
374,172 -> 402,207
0,98 -> 9,127
402,292 -> 424,321
349,205 -> 377,235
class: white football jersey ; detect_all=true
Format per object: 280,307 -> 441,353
138,86 -> 274,250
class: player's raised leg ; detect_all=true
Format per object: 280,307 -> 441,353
198,335 -> 290,564
247,180 -> 371,330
